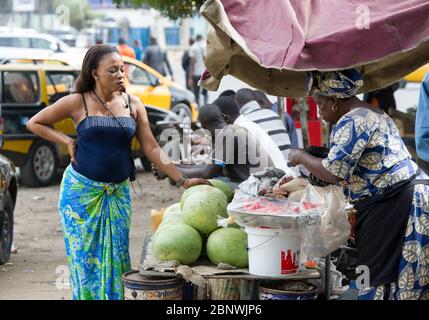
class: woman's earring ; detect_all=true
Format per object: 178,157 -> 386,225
331,104 -> 338,112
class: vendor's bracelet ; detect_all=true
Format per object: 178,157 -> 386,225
176,174 -> 188,188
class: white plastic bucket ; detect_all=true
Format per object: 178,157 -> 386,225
245,227 -> 301,277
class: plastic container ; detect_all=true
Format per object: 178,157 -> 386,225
245,227 -> 301,277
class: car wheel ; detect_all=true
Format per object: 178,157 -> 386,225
171,103 -> 192,122
21,140 -> 58,187
0,191 -> 14,264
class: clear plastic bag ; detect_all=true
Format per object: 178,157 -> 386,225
299,184 -> 351,258
226,187 -> 324,229
225,182 -> 350,258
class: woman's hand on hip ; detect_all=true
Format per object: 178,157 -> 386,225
67,139 -> 77,165
287,148 -> 305,167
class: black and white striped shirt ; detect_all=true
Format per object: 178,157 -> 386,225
240,101 -> 292,160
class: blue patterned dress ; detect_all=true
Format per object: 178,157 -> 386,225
58,165 -> 132,300
322,107 -> 429,300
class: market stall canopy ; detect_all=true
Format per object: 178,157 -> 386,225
199,0 -> 429,97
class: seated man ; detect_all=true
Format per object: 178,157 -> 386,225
235,88 -> 294,159
154,104 -> 273,187
253,89 -> 299,148
214,95 -> 296,176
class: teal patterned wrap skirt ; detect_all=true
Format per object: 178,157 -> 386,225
58,165 -> 132,300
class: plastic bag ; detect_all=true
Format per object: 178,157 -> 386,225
226,186 -> 324,229
299,184 -> 351,258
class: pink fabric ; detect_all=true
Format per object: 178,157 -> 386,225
221,0 -> 429,70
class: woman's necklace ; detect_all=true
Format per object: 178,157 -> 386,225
92,90 -> 111,112
93,90 -> 129,111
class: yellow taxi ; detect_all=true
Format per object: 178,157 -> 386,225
122,56 -> 198,122
404,63 -> 429,83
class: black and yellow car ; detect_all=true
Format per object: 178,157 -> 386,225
0,135 -> 18,265
0,59 -> 192,187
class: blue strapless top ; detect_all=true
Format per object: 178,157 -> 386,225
72,115 -> 137,183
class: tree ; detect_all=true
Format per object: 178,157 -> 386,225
113,0 -> 205,20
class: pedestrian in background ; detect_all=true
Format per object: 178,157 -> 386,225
188,34 -> 208,106
182,38 -> 194,90
25,44 -> 207,300
117,37 -> 136,59
133,39 -> 143,61
143,37 -> 174,80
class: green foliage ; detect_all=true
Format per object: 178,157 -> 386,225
113,0 -> 205,19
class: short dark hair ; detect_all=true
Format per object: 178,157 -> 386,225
119,38 -> 126,45
198,104 -> 224,123
253,90 -> 272,108
213,96 -> 240,119
74,44 -> 120,93
150,37 -> 157,45
235,88 -> 256,107
219,90 -> 235,98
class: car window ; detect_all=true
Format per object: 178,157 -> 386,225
46,72 -> 77,103
125,63 -> 152,86
31,38 -> 54,50
2,71 -> 39,103
0,37 -> 31,48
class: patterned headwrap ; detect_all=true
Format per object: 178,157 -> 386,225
307,68 -> 364,98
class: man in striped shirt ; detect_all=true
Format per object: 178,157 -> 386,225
234,88 -> 292,161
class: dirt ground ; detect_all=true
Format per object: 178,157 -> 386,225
0,168 -> 182,300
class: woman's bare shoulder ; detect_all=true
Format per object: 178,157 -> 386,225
128,94 -> 142,107
55,93 -> 84,108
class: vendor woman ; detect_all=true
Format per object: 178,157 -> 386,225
288,72 -> 429,300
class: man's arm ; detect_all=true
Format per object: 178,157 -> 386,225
176,163 -> 222,179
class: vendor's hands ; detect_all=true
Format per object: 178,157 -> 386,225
151,164 -> 167,180
183,178 -> 211,189
67,139 -> 77,165
287,148 -> 305,167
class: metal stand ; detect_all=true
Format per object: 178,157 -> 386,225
324,254 -> 331,300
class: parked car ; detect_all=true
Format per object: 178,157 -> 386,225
48,26 -> 78,47
0,135 -> 19,265
0,29 -> 85,60
0,59 -> 184,187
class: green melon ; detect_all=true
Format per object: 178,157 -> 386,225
162,203 -> 182,221
209,179 -> 235,202
182,190 -> 228,235
206,227 -> 248,268
180,185 -> 227,209
152,223 -> 202,265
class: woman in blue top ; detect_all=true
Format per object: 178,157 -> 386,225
26,44 -> 207,300
289,91 -> 429,300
